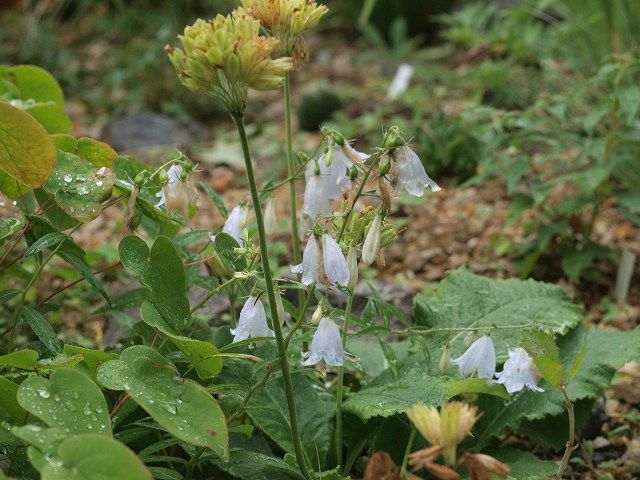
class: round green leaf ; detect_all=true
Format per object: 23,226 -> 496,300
76,137 -> 117,168
40,433 -> 152,480
16,368 -> 112,436
96,345 -> 229,460
0,65 -> 64,106
42,151 -> 114,222
0,101 -> 56,189
141,301 -> 222,378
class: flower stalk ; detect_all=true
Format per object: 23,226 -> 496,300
231,113 -> 312,480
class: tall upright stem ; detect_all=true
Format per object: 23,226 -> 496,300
334,291 -> 354,469
284,73 -> 304,308
231,114 -> 312,480
556,387 -> 576,479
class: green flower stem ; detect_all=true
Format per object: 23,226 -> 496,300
400,428 -> 417,477
334,290 -> 354,469
284,73 -> 304,308
556,386 -> 576,479
231,113 -> 312,480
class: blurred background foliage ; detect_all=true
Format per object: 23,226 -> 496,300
1,0 -> 639,287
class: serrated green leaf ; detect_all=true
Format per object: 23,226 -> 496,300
343,368 -> 448,421
18,306 -> 62,355
0,349 -> 39,369
140,301 -> 222,378
206,449 -> 305,480
0,101 -> 56,191
96,345 -> 228,460
414,268 -> 583,359
119,235 -> 191,331
40,433 -> 153,480
16,368 -> 111,436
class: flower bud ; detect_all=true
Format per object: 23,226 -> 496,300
157,170 -> 169,184
134,170 -> 149,186
310,304 -> 323,325
361,214 -> 382,266
378,158 -> 392,176
347,246 -> 358,290
331,130 -> 346,146
382,126 -> 404,150
204,245 -> 230,280
439,344 -> 451,373
264,197 -> 276,236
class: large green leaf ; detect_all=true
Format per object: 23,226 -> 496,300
342,368 -> 448,421
18,306 -> 63,355
0,101 -> 56,192
16,368 -> 111,436
96,345 -> 228,460
140,301 -> 222,378
207,449 -> 305,480
0,65 -> 64,106
40,433 -> 153,480
489,448 -> 557,480
119,235 -> 191,331
0,349 -> 39,369
0,376 -> 27,424
414,268 -> 583,358
42,151 -> 114,222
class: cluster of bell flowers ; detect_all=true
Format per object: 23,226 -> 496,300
450,335 -> 544,394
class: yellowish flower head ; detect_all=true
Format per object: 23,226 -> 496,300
241,0 -> 327,37
166,12 -> 293,113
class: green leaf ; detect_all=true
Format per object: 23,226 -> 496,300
414,268 -> 583,359
199,181 -> 228,218
0,218 -> 22,241
10,425 -> 67,471
58,251 -> 111,306
342,368 -> 448,421
62,345 -> 117,377
0,376 -> 27,423
561,245 -> 610,282
0,349 -> 39,369
18,306 -> 62,355
444,377 -> 510,400
40,433 -> 153,480
0,101 -> 56,191
119,235 -> 191,331
21,101 -> 71,134
0,65 -> 64,106
33,188 -> 80,230
0,288 -> 21,304
490,447 -> 557,480
521,329 -> 565,388
207,449 -> 305,480
140,301 -> 222,378
22,232 -> 66,260
42,151 -> 114,222
16,368 -> 111,436
214,232 -> 247,274
76,137 -> 117,168
96,345 -> 228,460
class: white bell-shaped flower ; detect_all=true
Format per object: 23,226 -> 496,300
361,214 -> 382,266
495,347 -> 544,394
222,205 -> 247,245
302,317 -> 345,367
340,141 -> 369,164
302,172 -> 333,220
451,335 -> 496,379
394,145 -> 440,197
291,234 -> 350,287
231,297 -> 275,343
155,165 -> 182,207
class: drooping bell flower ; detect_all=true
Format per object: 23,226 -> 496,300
392,145 -> 440,197
291,234 -> 349,287
361,214 -> 382,266
222,205 -> 248,245
231,296 -> 275,343
495,347 -> 544,394
302,317 -> 345,367
451,336 -> 496,379
302,168 -> 333,220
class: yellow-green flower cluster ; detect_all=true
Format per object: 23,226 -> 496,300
241,0 -> 327,36
166,12 -> 292,113
240,0 -> 328,65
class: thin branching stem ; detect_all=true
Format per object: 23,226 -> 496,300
334,290 -> 354,468
556,386 -> 577,479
